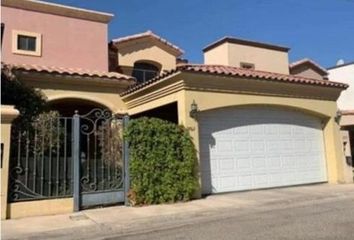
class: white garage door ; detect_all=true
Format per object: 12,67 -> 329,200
199,107 -> 327,194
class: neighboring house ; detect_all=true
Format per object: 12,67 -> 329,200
289,58 -> 329,80
1,0 -> 352,219
327,61 -> 354,173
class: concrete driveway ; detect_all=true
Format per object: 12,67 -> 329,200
2,184 -> 354,240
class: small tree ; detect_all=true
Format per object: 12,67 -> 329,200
2,64 -> 63,154
1,64 -> 47,129
125,117 -> 198,206
32,111 -> 64,154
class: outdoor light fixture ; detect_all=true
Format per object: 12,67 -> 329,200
335,110 -> 342,124
190,100 -> 198,119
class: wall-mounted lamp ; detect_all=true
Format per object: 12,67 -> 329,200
335,110 -> 342,124
189,100 -> 198,119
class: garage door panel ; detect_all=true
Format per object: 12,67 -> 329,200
234,140 -> 250,153
238,175 -> 253,188
200,107 -> 327,194
219,157 -> 236,171
266,156 -> 282,169
216,140 -> 233,153
252,156 -> 267,168
250,140 -> 265,153
237,156 -> 252,169
219,176 -> 238,189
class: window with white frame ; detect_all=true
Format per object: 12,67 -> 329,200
12,30 -> 42,56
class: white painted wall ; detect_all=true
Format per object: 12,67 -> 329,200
328,63 -> 354,111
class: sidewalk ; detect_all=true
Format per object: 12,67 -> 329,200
2,184 -> 354,240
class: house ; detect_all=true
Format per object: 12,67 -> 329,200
1,0 -> 352,219
327,61 -> 354,176
1,0 -> 135,116
122,39 -> 352,196
1,0 -> 135,219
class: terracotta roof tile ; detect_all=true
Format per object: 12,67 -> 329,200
4,63 -> 135,81
121,64 -> 348,96
112,30 -> 184,56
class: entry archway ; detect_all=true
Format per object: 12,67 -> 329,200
48,98 -> 111,117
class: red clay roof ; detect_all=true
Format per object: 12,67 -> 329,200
112,30 -> 184,56
289,58 -> 328,75
121,64 -> 348,96
4,63 -> 135,81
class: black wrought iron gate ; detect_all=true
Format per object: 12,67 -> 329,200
72,109 -> 129,210
8,109 -> 129,211
8,116 -> 73,201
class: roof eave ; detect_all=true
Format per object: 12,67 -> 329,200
2,0 -> 114,23
327,61 -> 354,70
203,37 -> 290,53
14,69 -> 136,87
121,65 -> 348,97
112,32 -> 184,57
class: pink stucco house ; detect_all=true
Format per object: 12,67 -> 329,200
1,0 -> 352,219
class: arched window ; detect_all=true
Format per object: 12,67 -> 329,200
132,61 -> 160,84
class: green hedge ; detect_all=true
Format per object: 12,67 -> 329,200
125,117 -> 198,205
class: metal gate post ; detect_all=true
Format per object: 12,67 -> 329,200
72,111 -> 80,212
123,115 -> 130,206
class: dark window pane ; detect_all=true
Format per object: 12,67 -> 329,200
17,35 -> 36,51
134,62 -> 159,72
132,70 -> 145,84
145,71 -> 157,80
132,62 -> 160,84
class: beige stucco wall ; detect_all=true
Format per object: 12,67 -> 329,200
117,39 -> 177,74
18,74 -> 129,114
341,130 -> 352,159
204,42 -> 289,74
341,115 -> 354,127
7,198 -> 73,219
125,72 -> 352,197
203,43 -> 230,66
328,64 -> 354,116
43,89 -> 127,114
1,106 -> 20,220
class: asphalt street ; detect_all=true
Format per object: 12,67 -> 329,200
112,196 -> 354,240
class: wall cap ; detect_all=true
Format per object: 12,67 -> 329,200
1,105 -> 20,123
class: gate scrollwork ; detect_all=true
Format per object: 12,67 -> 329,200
78,108 -> 124,193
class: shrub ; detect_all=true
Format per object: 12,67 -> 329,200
1,64 -> 47,129
125,117 -> 198,205
32,111 -> 64,153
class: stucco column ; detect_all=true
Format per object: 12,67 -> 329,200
323,117 -> 353,183
1,105 -> 20,219
179,92 -> 202,198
